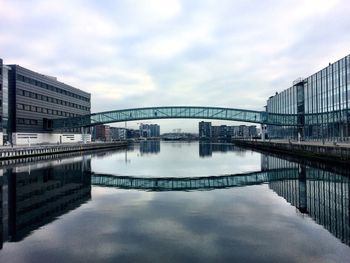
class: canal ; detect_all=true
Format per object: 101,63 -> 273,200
0,141 -> 349,262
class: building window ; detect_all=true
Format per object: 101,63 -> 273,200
17,73 -> 90,103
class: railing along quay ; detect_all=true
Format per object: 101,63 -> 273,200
232,139 -> 350,163
0,141 -> 128,160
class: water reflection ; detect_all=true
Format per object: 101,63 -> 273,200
0,142 -> 349,255
93,148 -> 350,247
263,155 -> 350,246
140,140 -> 160,155
0,155 -> 92,248
199,142 -> 245,157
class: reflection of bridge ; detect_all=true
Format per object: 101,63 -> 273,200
92,168 -> 301,191
51,106 -> 299,129
92,167 -> 350,246
1,151 -> 349,248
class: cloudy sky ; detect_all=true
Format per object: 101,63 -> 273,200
1,0 -> 349,132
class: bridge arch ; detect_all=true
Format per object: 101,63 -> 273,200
52,106 -> 298,129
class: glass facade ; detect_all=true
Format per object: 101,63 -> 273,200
267,54 -> 350,140
0,59 -> 2,142
2,66 -> 9,143
0,60 -> 10,144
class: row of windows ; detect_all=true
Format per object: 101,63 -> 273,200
267,85 -> 298,115
17,88 -> 90,111
17,74 -> 90,103
17,118 -> 38,126
17,103 -> 81,118
267,56 -> 350,118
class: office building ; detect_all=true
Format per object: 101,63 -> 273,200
0,59 -> 10,145
127,129 -> 140,139
199,122 -> 258,140
139,123 -> 160,138
266,54 -> 350,140
199,121 -> 212,139
0,59 -> 91,145
94,125 -> 111,141
110,127 -> 127,140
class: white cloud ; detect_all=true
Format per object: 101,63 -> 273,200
0,0 -> 349,132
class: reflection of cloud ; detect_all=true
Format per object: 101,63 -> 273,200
2,185 -> 349,262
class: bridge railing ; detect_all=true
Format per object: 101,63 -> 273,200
51,106 -> 350,130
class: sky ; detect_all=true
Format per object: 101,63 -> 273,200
0,0 -> 350,132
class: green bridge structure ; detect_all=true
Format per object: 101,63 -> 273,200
91,168 -> 303,191
51,106 -> 302,129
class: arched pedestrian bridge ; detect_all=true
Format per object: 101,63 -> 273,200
92,168 -> 302,191
51,106 -> 300,129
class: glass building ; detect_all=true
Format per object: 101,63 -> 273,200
0,59 -> 10,145
266,54 -> 350,140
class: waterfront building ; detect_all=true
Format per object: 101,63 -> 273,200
0,59 -> 10,146
199,122 -> 258,140
266,54 -> 350,140
139,123 -> 160,138
199,121 -> 212,139
94,125 -> 111,141
127,129 -> 140,139
0,58 -> 91,145
110,127 -> 127,140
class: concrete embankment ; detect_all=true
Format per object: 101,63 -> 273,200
0,142 -> 128,160
233,140 -> 350,163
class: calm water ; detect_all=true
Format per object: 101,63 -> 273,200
0,141 -> 349,262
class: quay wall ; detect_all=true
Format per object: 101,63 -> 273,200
232,140 -> 350,163
0,141 -> 127,160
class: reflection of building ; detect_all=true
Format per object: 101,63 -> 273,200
263,154 -> 350,246
0,58 -> 91,145
261,155 -> 298,171
266,54 -> 350,140
0,157 -> 91,246
139,140 -> 160,154
139,124 -> 160,138
266,160 -> 350,246
199,142 -> 245,157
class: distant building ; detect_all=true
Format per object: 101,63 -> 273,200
94,125 -> 111,141
139,124 -> 160,138
127,129 -> 140,139
248,125 -> 258,138
199,121 -> 212,139
110,127 -> 127,140
199,122 -> 257,139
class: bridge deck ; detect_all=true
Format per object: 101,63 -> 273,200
51,106 -> 302,129
51,106 -> 348,130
